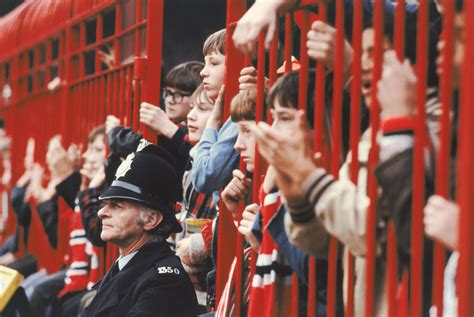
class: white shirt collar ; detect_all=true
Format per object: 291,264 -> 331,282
117,251 -> 138,271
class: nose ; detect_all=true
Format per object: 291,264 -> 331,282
97,205 -> 109,220
200,66 -> 208,78
361,53 -> 374,72
187,106 -> 197,122
234,133 -> 246,153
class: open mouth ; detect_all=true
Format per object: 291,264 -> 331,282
361,80 -> 372,95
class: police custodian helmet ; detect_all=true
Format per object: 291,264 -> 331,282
99,140 -> 183,233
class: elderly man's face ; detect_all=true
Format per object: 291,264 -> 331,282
98,200 -> 148,246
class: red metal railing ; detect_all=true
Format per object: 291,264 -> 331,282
0,0 -> 473,316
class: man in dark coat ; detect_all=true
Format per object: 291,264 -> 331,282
83,140 -> 198,317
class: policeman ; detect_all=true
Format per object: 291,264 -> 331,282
83,141 -> 198,317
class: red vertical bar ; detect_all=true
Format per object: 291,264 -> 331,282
126,67 -> 133,126
394,0 -> 406,60
311,4 -> 327,317
267,23 -> 278,124
313,2 -> 327,159
298,10 -> 310,112
411,0 -> 428,315
326,2 -> 345,317
114,3 -> 122,67
432,1 -> 454,316
95,14 -> 103,73
214,0 -> 247,304
346,1 -> 363,316
386,1 -> 405,316
253,33 -> 266,201
135,0 -> 143,58
285,13 -> 293,72
79,23 -> 86,78
113,72 -> 119,116
141,0 -> 163,139
268,22 -> 279,88
365,0 -> 384,315
457,1 -> 474,315
99,76 -> 105,123
106,73 -> 112,117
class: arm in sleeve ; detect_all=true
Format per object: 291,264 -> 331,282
157,127 -> 192,179
36,198 -> 59,248
55,172 -> 81,209
284,168 -> 370,257
191,118 -> 240,193
78,187 -> 106,247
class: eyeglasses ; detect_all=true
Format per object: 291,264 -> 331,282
162,89 -> 192,104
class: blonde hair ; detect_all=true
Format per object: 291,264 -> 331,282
203,29 -> 226,56
230,89 -> 257,122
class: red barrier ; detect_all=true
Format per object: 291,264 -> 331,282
457,1 -> 474,315
1,1 -> 474,315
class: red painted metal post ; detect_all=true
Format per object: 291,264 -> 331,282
346,1 -> 363,316
114,2 -> 122,67
432,1 -> 454,316
285,13 -> 293,72
457,1 -> 474,315
365,0 -> 384,315
411,0 -> 429,315
326,1 -> 345,316
141,0 -> 164,140
214,0 -> 247,304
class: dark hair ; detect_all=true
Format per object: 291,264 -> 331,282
88,125 -> 106,144
163,61 -> 204,93
455,0 -> 463,12
230,89 -> 257,122
267,70 -> 353,158
203,29 -> 226,56
266,70 -> 315,128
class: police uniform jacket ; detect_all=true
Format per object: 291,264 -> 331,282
83,240 -> 199,317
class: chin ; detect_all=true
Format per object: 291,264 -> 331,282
188,134 -> 201,143
246,164 -> 254,173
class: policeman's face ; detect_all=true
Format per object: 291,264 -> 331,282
82,134 -> 106,174
186,97 -> 214,143
98,200 -> 149,246
200,51 -> 226,101
234,120 -> 256,173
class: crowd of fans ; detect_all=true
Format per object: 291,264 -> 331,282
0,0 -> 467,316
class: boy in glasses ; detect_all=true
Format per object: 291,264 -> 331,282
140,61 -> 204,139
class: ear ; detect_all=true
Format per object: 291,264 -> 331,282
143,211 -> 164,231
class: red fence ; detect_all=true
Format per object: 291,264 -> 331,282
0,0 -> 473,316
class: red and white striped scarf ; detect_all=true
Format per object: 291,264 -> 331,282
247,189 -> 293,317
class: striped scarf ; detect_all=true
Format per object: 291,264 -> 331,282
248,189 -> 293,317
58,200 -> 99,297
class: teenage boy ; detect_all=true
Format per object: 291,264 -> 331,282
139,61 -> 204,178
140,61 -> 204,138
140,60 -> 204,139
191,29 -> 240,205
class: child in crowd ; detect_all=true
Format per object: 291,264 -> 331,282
192,29 -> 240,205
173,84 -> 217,312
222,73 -> 340,316
140,61 -> 204,178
